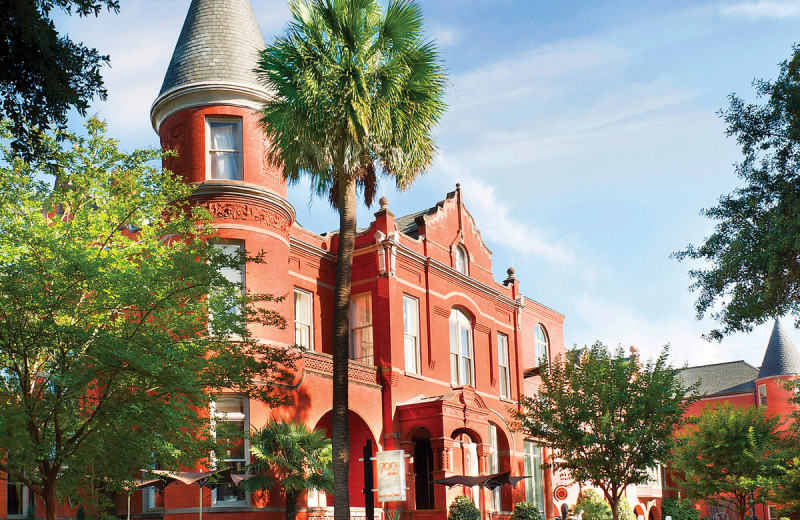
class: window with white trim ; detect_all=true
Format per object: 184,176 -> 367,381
455,245 -> 468,275
207,118 -> 242,180
210,242 -> 245,325
449,308 -> 473,386
498,333 -> 510,398
294,289 -> 312,349
488,424 -> 501,511
350,293 -> 374,365
759,384 -> 768,407
523,441 -> 545,514
534,325 -> 549,366
211,396 -> 248,505
6,479 -> 33,518
403,295 -> 420,374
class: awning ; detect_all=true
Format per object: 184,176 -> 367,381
432,471 -> 530,490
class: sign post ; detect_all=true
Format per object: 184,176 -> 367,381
364,440 -> 375,520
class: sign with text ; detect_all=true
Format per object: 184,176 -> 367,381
376,450 -> 406,502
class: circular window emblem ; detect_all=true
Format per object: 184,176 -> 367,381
553,486 -> 569,501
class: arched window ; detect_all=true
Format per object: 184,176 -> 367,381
534,325 -> 549,366
455,245 -> 468,275
449,308 -> 473,386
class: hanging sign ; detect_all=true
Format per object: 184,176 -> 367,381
376,450 -> 407,502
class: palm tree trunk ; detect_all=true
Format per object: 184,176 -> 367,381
333,178 -> 357,520
285,490 -> 299,520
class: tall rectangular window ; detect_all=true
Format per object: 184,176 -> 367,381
6,480 -> 33,517
403,295 -> 420,374
210,242 -> 244,325
488,424 -> 501,511
207,118 -> 242,180
350,293 -> 374,365
211,396 -> 248,505
523,441 -> 545,514
759,384 -> 768,407
498,333 -> 510,398
449,309 -> 473,386
294,289 -> 312,349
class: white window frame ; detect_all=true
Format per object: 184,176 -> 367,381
6,480 -> 33,518
294,288 -> 313,349
206,117 -> 243,180
403,295 -> 421,374
759,383 -> 768,407
455,244 -> 468,275
498,333 -> 510,398
350,292 -> 374,365
534,325 -> 549,367
523,440 -> 545,514
488,424 -> 501,511
210,396 -> 249,506
449,308 -> 474,386
210,241 -> 245,328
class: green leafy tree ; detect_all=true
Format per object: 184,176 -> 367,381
514,343 -> 697,520
674,44 -> 800,339
1,1 -> 120,158
661,498 -> 701,520
0,119 -> 297,520
448,495 -> 480,520
255,1 -> 446,518
240,420 -> 333,520
573,489 -> 612,520
671,403 -> 786,520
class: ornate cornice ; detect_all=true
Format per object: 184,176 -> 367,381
150,81 -> 274,132
191,180 -> 295,223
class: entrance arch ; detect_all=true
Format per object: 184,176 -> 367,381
314,410 -> 378,507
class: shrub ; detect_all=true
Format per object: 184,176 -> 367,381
661,498 -> 700,520
512,502 -> 543,520
618,495 -> 636,520
572,490 -> 611,520
449,495 -> 481,520
26,505 -> 35,520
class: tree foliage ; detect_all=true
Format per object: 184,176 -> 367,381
514,343 -> 697,520
256,2 -> 446,519
671,403 -> 786,520
0,119 -> 297,520
241,420 -> 333,520
661,498 -> 700,520
572,490 -> 612,520
674,44 -> 800,339
1,1 -> 119,158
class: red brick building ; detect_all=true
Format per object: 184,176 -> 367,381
664,320 -> 800,520
1,1 -> 569,520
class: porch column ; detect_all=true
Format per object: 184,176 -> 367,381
430,437 -> 454,510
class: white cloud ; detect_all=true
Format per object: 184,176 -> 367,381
719,0 -> 800,18
567,291 -> 777,368
430,25 -> 463,47
434,154 -> 577,266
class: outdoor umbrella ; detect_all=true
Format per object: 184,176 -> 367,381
431,471 -> 530,490
126,474 -> 183,520
144,469 -> 253,520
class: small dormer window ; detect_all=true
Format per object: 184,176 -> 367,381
207,117 -> 242,180
455,244 -> 468,275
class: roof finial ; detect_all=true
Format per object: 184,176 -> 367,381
379,196 -> 389,210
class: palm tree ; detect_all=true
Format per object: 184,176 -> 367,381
256,1 -> 446,518
241,420 -> 333,520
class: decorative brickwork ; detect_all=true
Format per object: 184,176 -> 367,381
205,202 -> 290,237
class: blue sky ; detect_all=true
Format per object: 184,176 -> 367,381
56,0 -> 800,368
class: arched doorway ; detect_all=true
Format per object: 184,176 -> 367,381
410,427 -> 435,510
314,410 -> 378,508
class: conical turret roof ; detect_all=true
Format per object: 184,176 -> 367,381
757,320 -> 800,379
158,0 -> 266,96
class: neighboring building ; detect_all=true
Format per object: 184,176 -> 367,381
0,1 -> 567,520
663,320 -> 800,520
